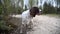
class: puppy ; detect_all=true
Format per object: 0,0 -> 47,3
20,7 -> 40,34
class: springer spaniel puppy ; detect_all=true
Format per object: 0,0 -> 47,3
20,7 -> 40,34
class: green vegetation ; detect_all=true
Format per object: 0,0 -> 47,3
57,7 -> 60,14
0,0 -> 17,34
43,2 -> 57,14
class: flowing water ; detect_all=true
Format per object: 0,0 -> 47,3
27,15 -> 60,34
10,15 -> 60,34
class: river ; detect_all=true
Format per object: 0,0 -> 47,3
27,15 -> 60,34
10,14 -> 60,34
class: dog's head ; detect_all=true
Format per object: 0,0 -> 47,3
30,7 -> 39,17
